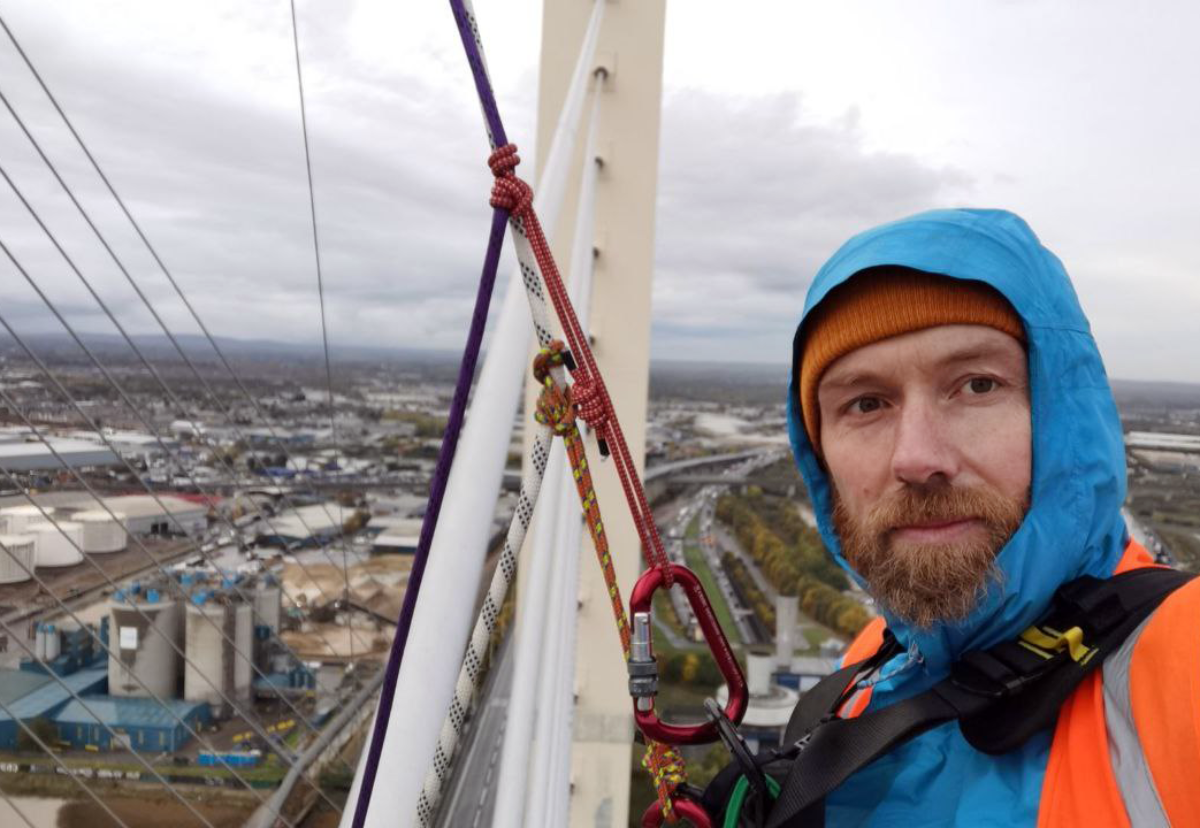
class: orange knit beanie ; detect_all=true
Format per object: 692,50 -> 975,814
797,267 -> 1025,447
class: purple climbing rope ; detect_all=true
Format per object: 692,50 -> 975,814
349,2 -> 511,825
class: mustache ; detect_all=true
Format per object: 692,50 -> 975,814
861,484 -> 1028,536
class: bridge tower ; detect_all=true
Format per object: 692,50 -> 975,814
526,1 -> 668,824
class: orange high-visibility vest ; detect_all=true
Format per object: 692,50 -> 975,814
838,540 -> 1199,825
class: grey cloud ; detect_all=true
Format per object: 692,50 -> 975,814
650,89 -> 972,361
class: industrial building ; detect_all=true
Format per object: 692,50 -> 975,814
101,495 -> 208,536
368,516 -> 423,555
0,667 -> 108,750
255,502 -> 345,548
0,435 -> 120,472
0,568 -> 294,755
52,696 -> 211,751
0,493 -> 204,539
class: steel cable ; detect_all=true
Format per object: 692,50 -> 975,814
0,150 -> 375,663
0,527 -> 299,828
0,338 -> 346,816
288,0 -> 352,671
0,12 -> 363,616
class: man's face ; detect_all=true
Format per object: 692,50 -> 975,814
816,324 -> 1032,629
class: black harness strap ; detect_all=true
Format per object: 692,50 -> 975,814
764,567 -> 1192,828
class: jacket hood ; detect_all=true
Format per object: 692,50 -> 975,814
786,208 -> 1128,680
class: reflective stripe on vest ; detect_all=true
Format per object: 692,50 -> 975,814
1036,539 -> 1200,827
1101,613 -> 1168,826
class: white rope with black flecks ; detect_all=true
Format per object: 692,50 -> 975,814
415,427 -> 553,824
412,0 -> 605,822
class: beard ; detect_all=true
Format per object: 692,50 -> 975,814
832,483 -> 1027,630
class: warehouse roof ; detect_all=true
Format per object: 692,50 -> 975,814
0,670 -> 52,706
0,668 -> 107,722
52,695 -> 209,730
0,439 -> 120,472
101,495 -> 209,519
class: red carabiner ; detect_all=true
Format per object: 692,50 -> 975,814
629,563 -> 748,745
640,789 -> 713,828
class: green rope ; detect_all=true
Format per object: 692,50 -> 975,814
723,774 -> 782,828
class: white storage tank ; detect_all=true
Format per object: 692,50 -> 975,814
27,521 -> 84,568
0,534 -> 36,583
185,593 -> 253,716
108,589 -> 182,699
73,510 -> 128,554
0,505 -> 52,534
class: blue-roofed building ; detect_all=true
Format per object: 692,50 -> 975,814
0,667 -> 108,750
52,696 -> 211,752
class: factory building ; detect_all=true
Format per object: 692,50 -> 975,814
0,569 -> 294,756
52,696 -> 211,752
0,667 -> 108,750
101,495 -> 208,536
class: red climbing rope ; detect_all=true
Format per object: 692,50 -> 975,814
490,144 -> 673,585
533,342 -> 687,823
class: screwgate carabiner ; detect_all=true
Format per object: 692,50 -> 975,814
628,563 -> 749,745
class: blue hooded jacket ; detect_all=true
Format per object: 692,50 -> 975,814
785,209 -> 1129,825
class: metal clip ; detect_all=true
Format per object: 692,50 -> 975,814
629,563 -> 748,745
628,611 -> 658,712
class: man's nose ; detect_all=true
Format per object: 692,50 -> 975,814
890,397 -> 958,486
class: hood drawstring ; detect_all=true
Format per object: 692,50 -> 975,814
857,637 -> 924,691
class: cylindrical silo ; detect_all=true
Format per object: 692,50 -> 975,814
185,593 -> 254,716
27,522 -> 84,567
108,591 -> 182,699
44,625 -> 60,661
253,580 -> 282,634
0,505 -> 53,534
0,534 -> 36,583
74,510 -> 128,554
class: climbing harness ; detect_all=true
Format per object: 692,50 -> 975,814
701,566 -> 1192,828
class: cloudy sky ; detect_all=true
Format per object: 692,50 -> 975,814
0,1 -> 1197,382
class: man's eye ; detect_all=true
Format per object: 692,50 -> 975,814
965,377 -> 997,395
850,397 -> 882,414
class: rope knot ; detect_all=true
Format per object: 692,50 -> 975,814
571,376 -> 609,434
533,342 -> 575,433
488,143 -> 532,216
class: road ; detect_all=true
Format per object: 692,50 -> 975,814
434,634 -> 515,828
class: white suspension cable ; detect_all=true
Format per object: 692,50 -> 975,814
0,149 -> 376,674
0,20 -> 364,593
341,2 -> 607,824
505,68 -> 606,827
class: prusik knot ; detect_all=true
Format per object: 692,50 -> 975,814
533,342 -> 575,434
488,143 -> 533,216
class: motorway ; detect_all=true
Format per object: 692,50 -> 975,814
434,634 -> 515,828
434,449 -> 779,827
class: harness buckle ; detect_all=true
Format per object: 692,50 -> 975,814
628,563 -> 749,745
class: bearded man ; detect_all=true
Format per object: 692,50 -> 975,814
779,209 -> 1199,826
